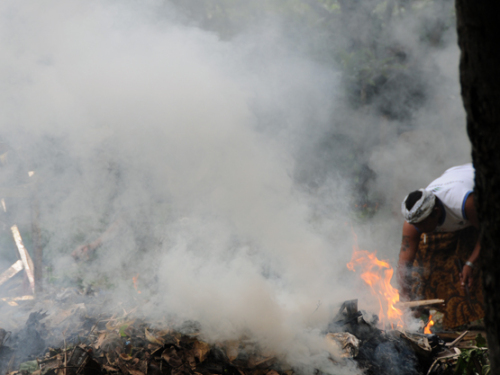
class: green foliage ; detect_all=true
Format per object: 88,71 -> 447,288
317,0 -> 340,12
119,323 -> 130,337
166,0 -> 454,119
167,0 -> 455,121
454,348 -> 489,375
18,360 -> 39,373
337,47 -> 406,102
168,0 -> 333,39
475,334 -> 487,348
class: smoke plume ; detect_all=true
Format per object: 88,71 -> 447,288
0,0 -> 470,373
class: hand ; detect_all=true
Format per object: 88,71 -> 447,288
460,264 -> 473,289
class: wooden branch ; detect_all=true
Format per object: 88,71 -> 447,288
436,331 -> 480,342
0,260 -> 23,286
11,225 -> 35,293
396,299 -> 445,309
446,331 -> 469,347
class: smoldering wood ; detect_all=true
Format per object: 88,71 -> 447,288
328,299 -> 439,374
0,296 -> 486,374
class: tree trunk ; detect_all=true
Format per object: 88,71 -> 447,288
455,1 -> 500,371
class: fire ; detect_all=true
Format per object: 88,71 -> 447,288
132,274 -> 142,294
424,315 -> 434,334
347,231 -> 403,330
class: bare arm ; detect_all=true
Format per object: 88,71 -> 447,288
461,193 -> 480,287
397,221 -> 421,300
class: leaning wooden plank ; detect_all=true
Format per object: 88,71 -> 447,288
11,225 -> 35,293
396,299 -> 445,309
0,260 -> 23,286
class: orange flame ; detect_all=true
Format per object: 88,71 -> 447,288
424,315 -> 434,334
347,230 -> 403,330
132,274 -> 142,294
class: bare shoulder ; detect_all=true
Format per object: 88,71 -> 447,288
402,221 -> 420,239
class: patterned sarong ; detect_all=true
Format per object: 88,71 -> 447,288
410,227 -> 484,329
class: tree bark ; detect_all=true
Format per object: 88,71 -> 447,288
456,1 -> 500,371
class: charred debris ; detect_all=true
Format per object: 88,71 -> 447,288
0,293 -> 489,375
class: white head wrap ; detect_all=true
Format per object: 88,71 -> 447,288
401,189 -> 436,224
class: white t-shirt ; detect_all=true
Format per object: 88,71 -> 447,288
425,163 -> 474,232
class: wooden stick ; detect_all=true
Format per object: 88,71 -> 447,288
0,260 -> 23,286
436,331 -> 479,342
11,225 -> 35,293
446,331 -> 469,347
396,299 -> 445,309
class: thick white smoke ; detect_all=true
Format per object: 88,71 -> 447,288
0,0 -> 359,372
0,0 -> 471,373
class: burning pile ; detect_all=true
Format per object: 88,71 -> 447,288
0,230 -> 488,375
346,233 -> 403,330
0,280 -> 489,375
0,297 -> 291,375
